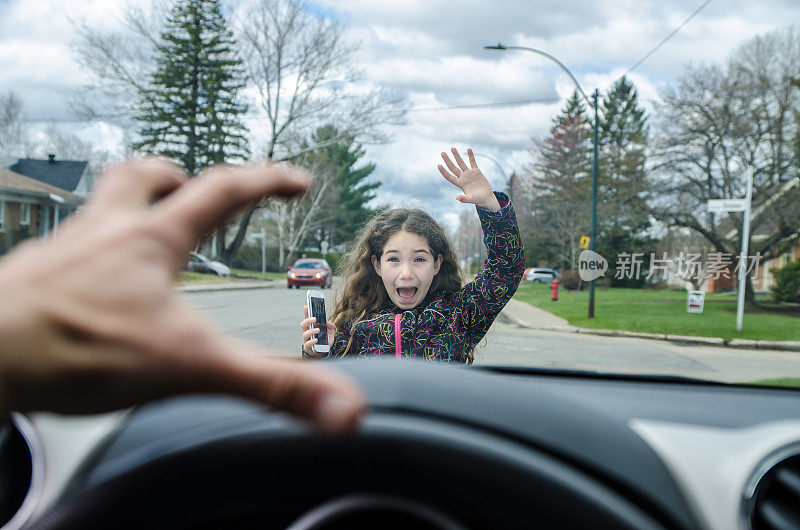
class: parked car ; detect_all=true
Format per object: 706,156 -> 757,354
187,252 -> 231,277
524,268 -> 560,283
287,258 -> 332,289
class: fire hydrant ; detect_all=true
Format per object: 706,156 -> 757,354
550,279 -> 559,301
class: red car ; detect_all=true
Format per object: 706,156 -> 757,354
287,258 -> 332,289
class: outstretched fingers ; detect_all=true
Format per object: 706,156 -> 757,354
90,158 -> 188,212
467,148 -> 478,169
440,151 -> 462,177
450,147 -> 469,171
438,164 -> 460,187
151,162 -> 311,257
206,339 -> 367,434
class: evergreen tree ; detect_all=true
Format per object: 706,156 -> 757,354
597,76 -> 653,286
525,90 -> 593,269
132,0 -> 248,174
301,125 -> 379,248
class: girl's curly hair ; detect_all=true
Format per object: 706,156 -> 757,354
332,208 -> 464,357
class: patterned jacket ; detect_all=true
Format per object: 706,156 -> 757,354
325,192 -> 525,363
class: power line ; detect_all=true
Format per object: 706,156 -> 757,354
622,0 -> 713,77
20,96 -> 566,123
408,96 -> 563,112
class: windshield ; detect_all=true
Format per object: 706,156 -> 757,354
294,262 -> 322,269
2,0 -> 798,389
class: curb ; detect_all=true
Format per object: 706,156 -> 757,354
176,280 -> 277,293
499,308 -> 800,352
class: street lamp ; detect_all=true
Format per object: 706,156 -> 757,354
484,43 -> 600,318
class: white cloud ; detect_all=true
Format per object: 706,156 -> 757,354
1,0 -> 798,230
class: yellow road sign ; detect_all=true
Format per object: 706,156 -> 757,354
579,236 -> 590,250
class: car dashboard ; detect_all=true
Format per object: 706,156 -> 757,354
6,359 -> 800,529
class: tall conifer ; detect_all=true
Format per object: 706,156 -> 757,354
133,0 -> 248,174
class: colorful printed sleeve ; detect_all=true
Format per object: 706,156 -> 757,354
451,191 -> 525,345
328,320 -> 356,359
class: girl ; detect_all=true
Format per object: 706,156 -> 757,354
300,147 -> 525,364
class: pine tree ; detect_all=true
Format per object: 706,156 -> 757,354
525,90 -> 593,269
132,0 -> 248,174
301,125 -> 379,248
597,76 -> 653,285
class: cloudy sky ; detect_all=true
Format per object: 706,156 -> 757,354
1,0 -> 798,229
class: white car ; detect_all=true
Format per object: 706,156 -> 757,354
524,268 -> 559,283
188,252 -> 231,277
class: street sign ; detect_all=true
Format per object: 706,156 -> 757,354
707,199 -> 746,213
579,236 -> 590,250
687,290 -> 705,314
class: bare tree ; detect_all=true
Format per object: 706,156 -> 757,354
0,92 -> 28,157
652,26 -> 800,304
264,157 -> 335,266
69,1 -> 169,124
230,0 -> 406,266
72,0 -> 405,266
452,208 -> 486,276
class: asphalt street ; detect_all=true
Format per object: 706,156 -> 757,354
183,283 -> 800,384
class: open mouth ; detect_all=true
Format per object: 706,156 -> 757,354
396,286 -> 418,304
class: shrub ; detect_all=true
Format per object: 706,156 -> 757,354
560,269 -> 585,291
231,244 -> 283,272
770,259 -> 800,303
1,225 -> 32,254
293,250 -> 343,273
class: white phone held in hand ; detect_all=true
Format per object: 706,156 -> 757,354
306,289 -> 330,354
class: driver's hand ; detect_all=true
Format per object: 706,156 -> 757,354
0,159 -> 365,435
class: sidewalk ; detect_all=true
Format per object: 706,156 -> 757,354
176,279 -> 276,293
499,298 -> 800,353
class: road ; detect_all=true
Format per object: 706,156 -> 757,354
184,283 -> 800,384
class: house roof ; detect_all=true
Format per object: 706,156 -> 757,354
0,167 -> 84,204
9,157 -> 88,192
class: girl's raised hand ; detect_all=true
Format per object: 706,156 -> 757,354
438,147 -> 501,211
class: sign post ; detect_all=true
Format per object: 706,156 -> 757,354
261,230 -> 267,274
735,171 -> 754,332
707,173 -> 754,332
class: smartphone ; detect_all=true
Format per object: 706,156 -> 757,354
306,289 -> 330,354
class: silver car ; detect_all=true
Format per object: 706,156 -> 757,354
187,252 -> 231,277
524,268 -> 559,283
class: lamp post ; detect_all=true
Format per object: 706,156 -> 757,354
484,43 -> 599,318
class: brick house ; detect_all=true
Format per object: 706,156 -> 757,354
0,165 -> 84,252
8,154 -> 95,198
713,178 -> 800,293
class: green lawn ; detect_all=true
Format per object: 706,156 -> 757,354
744,378 -> 800,388
514,282 -> 800,342
177,269 -> 286,284
230,269 -> 287,281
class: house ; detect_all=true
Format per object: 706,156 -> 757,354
722,178 -> 800,293
0,166 -> 84,252
8,154 -> 95,198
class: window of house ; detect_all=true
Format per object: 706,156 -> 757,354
20,203 -> 31,227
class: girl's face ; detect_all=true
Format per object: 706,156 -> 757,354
371,230 -> 443,310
